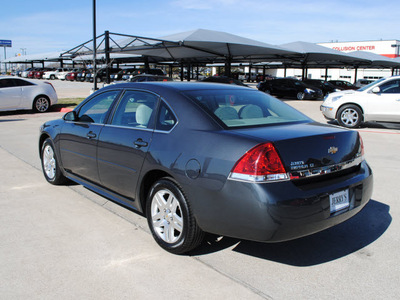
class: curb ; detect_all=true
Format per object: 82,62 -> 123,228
60,107 -> 73,113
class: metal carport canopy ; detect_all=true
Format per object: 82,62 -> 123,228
278,41 -> 371,67
81,29 -> 300,63
72,53 -> 142,63
276,41 -> 374,80
347,50 -> 400,68
4,51 -> 69,64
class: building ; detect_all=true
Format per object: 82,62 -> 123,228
272,40 -> 400,83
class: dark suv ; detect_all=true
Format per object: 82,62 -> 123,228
121,68 -> 165,81
90,68 -> 122,83
257,78 -> 323,100
328,80 -> 357,90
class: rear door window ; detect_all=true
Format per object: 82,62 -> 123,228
111,90 -> 158,129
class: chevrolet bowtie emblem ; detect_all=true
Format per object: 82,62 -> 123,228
328,146 -> 338,154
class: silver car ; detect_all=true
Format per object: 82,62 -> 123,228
0,77 -> 58,113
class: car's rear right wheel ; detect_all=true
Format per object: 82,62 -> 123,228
297,92 -> 305,100
33,96 -> 50,113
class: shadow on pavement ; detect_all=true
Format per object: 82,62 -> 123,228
0,110 -> 31,119
192,200 -> 391,266
328,120 -> 400,130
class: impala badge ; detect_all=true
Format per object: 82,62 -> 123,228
328,146 -> 338,154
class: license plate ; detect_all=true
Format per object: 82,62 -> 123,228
330,189 -> 349,213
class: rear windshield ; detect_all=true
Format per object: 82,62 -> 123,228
182,89 -> 311,128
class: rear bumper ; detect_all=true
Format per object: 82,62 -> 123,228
191,160 -> 373,242
305,92 -> 323,100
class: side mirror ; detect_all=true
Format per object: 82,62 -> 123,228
63,111 -> 77,121
372,86 -> 381,94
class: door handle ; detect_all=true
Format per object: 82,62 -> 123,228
86,131 -> 97,139
134,138 -> 148,148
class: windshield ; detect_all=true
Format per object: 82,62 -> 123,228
182,89 -> 311,128
294,81 -> 306,87
358,77 -> 386,92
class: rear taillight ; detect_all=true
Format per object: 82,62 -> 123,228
229,142 -> 289,183
44,82 -> 56,92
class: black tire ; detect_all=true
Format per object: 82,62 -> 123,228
146,178 -> 204,254
337,104 -> 363,128
33,96 -> 50,113
297,92 -> 305,100
50,75 -> 55,80
41,138 -> 68,185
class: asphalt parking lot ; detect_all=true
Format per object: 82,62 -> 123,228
1,79 -> 399,299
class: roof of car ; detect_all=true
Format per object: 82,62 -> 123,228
103,81 -> 251,92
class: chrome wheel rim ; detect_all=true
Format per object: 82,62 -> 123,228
297,92 -> 305,100
341,108 -> 359,126
150,189 -> 183,244
43,145 -> 56,180
36,97 -> 49,112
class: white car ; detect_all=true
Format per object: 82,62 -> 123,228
43,68 -> 69,80
21,68 -> 34,78
0,77 -> 58,113
321,75 -> 400,128
56,68 -> 74,80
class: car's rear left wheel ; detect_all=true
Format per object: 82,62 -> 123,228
146,178 -> 204,254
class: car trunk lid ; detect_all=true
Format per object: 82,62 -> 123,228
233,122 -> 362,176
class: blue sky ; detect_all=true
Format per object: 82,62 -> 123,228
1,0 -> 399,59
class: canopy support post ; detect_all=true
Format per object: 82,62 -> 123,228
105,30 -> 111,84
354,67 -> 358,84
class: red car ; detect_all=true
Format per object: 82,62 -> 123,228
34,69 -> 52,79
65,69 -> 84,81
27,69 -> 37,78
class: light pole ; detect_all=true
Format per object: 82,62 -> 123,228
93,0 -> 97,91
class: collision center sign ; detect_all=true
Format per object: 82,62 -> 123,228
332,45 -> 376,52
0,40 -> 12,47
318,40 -> 399,58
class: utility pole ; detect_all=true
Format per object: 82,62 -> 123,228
93,0 -> 97,91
